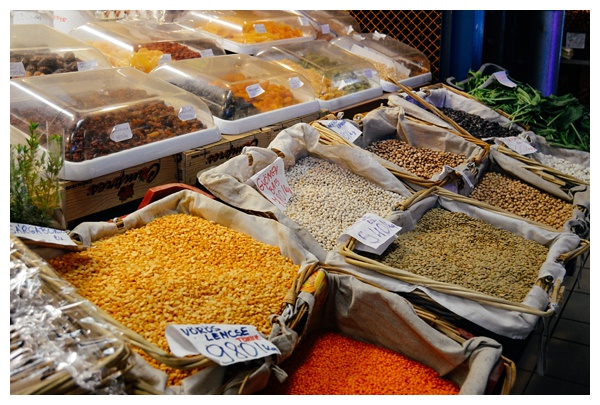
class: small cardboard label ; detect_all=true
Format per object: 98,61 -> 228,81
288,76 -> 304,89
165,324 -> 280,365
10,62 -> 26,77
246,83 -> 265,99
10,223 -> 77,247
76,60 -> 99,72
250,157 -> 293,211
110,123 -> 133,142
338,213 -> 401,255
320,120 -> 362,144
178,105 -> 197,121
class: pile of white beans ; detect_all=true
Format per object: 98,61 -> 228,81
535,152 -> 590,183
284,156 -> 407,251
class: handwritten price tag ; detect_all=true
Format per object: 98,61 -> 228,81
250,157 -> 293,211
497,136 -> 538,155
246,83 -> 265,99
165,324 -> 280,366
178,105 -> 197,121
76,60 -> 98,72
320,120 -> 362,143
338,213 -> 401,255
10,223 -> 77,247
110,123 -> 133,142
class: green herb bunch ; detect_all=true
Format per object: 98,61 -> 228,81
459,70 -> 590,152
10,122 -> 63,227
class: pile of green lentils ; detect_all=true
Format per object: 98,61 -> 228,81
370,208 -> 549,302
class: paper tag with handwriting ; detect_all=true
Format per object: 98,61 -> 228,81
320,120 -> 362,143
250,157 -> 293,211
199,49 -> 214,58
165,324 -> 280,365
10,223 -> 77,247
497,136 -> 538,155
246,83 -> 265,98
338,213 -> 401,255
178,105 -> 197,121
110,123 -> 133,142
76,60 -> 98,71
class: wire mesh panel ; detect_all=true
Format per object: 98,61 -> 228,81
350,10 -> 442,83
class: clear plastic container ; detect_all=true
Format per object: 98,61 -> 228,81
255,40 -> 382,111
150,54 -> 320,134
10,24 -> 112,78
10,67 -> 221,181
69,20 -> 226,73
330,32 -> 432,91
177,10 -> 316,54
294,10 -> 362,40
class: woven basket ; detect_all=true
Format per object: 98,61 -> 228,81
311,101 -> 489,192
338,186 -> 589,320
10,235 -> 134,395
46,190 -> 320,392
279,263 -> 517,395
495,144 -> 589,188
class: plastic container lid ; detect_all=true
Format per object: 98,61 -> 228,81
330,32 -> 432,91
10,24 -> 113,78
255,40 -> 382,111
10,67 -> 221,181
177,10 -> 316,54
150,54 -> 320,135
69,20 -> 226,73
294,10 -> 362,40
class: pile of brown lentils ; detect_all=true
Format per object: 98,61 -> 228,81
469,172 -> 573,230
371,208 -> 549,303
365,139 -> 467,179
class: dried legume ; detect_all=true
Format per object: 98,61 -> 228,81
48,213 -> 299,386
283,156 -> 407,251
260,330 -> 460,395
370,208 -> 549,302
470,172 -> 573,230
439,107 -> 521,140
535,152 -> 590,183
365,139 -> 467,179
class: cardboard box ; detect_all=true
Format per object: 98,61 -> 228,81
61,155 -> 179,224
176,128 -> 277,185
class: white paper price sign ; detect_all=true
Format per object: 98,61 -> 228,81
246,83 -> 265,99
76,60 -> 98,72
253,23 -> 267,33
10,223 -> 77,247
110,123 -> 133,142
321,24 -> 331,34
178,105 -> 197,121
320,120 -> 362,143
338,213 -> 401,255
158,53 -> 172,65
497,136 -> 538,155
250,157 -> 292,211
10,62 -> 26,78
288,76 -> 304,89
165,324 -> 280,366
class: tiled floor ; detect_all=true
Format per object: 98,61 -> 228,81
509,252 -> 591,395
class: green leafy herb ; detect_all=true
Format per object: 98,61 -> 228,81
457,71 -> 590,151
10,122 -> 64,227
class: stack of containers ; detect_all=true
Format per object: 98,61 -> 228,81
177,10 -> 316,55
330,32 -> 432,90
10,24 -> 112,78
255,39 -> 383,111
68,20 -> 226,73
150,54 -> 321,135
10,67 -> 221,181
292,10 -> 362,40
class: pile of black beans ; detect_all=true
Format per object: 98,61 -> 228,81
439,107 -> 521,140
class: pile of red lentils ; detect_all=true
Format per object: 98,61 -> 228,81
260,330 -> 461,395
